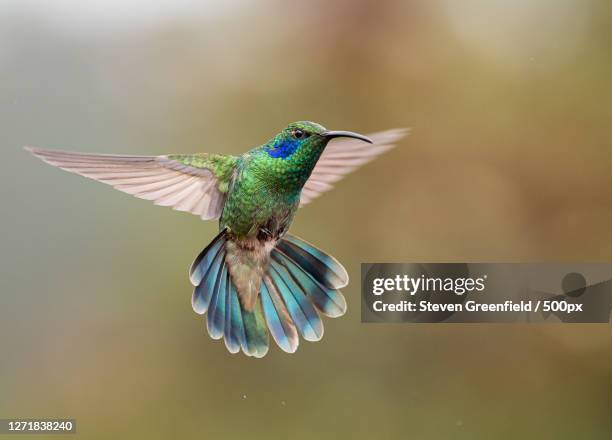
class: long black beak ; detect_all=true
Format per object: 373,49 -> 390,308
323,130 -> 372,144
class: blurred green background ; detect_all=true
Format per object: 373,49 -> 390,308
1,1 -> 612,438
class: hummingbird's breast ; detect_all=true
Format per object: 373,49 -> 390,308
219,155 -> 301,240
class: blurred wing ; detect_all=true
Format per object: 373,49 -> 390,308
26,147 -> 238,220
300,128 -> 409,206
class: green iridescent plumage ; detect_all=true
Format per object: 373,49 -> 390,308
168,153 -> 237,193
26,121 -> 408,357
221,122 -> 329,237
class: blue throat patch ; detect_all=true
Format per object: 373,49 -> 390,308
266,138 -> 300,159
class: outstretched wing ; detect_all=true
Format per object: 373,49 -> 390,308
300,128 -> 409,206
25,147 -> 238,220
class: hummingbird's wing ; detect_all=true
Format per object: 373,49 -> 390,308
300,128 -> 409,206
25,147 -> 238,220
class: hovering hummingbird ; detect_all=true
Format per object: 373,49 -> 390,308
26,122 -> 407,357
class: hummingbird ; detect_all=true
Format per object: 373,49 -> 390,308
26,122 -> 407,357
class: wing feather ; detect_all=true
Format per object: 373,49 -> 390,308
25,147 -> 236,220
300,128 -> 409,206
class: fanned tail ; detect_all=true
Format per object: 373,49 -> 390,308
190,231 -> 347,357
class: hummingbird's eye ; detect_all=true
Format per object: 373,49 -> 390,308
292,129 -> 306,139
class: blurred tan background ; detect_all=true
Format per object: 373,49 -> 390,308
1,0 -> 612,438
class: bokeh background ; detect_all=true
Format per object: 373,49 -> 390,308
2,1 -> 612,438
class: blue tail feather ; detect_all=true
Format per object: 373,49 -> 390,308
228,283 -> 246,353
240,299 -> 269,358
224,276 -> 241,354
191,229 -> 227,315
191,247 -> 225,315
261,280 -> 298,353
272,250 -> 347,318
206,265 -> 227,340
276,235 -> 349,289
268,260 -> 323,341
189,230 -> 226,286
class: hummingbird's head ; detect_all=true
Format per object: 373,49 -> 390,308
264,121 -> 372,160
